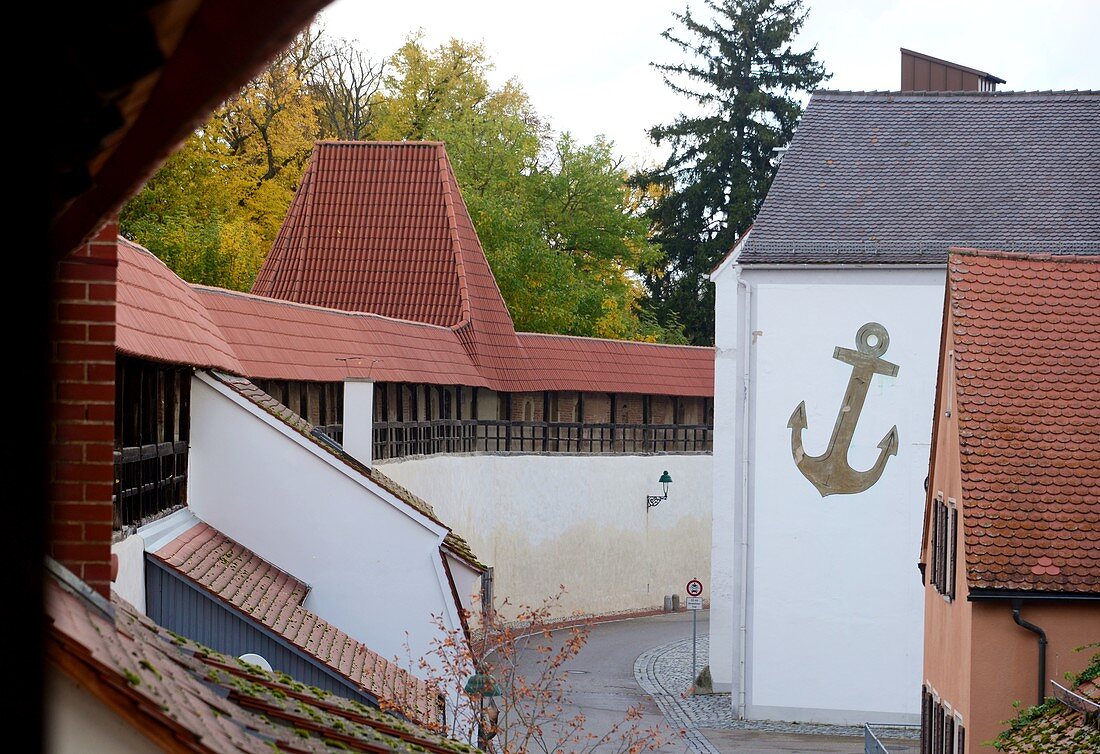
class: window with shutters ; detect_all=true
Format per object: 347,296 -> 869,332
921,685 -> 966,754
929,494 -> 958,600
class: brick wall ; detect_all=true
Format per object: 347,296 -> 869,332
49,221 -> 117,597
583,393 -> 612,423
616,394 -> 644,424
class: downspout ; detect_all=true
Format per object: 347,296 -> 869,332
736,273 -> 752,719
1011,599 -> 1048,706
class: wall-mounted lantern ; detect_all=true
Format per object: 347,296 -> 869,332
646,471 -> 673,509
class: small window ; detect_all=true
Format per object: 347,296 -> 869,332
523,400 -> 533,422
920,689 -> 965,754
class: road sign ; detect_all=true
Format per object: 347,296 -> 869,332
686,596 -> 703,611
686,579 -> 703,597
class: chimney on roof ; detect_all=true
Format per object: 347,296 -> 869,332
900,48 -> 1005,92
342,379 -> 374,467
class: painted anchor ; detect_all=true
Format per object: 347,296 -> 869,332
788,322 -> 900,497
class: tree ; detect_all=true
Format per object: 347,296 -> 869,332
122,29 -> 685,343
634,0 -> 829,345
310,40 -> 386,140
378,35 -> 683,342
388,590 -> 666,754
121,27 -> 329,289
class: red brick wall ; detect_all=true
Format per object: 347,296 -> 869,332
49,221 -> 117,596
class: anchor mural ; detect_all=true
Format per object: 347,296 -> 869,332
788,322 -> 900,496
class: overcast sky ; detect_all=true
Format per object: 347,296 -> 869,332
321,0 -> 1099,166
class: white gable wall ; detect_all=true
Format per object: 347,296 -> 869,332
710,264 -> 944,724
186,373 -> 462,674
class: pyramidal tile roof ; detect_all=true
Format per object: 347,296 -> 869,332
948,248 -> 1100,593
253,141 -> 526,387
153,522 -> 443,726
254,141 -> 514,332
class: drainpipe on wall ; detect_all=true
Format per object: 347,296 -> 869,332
1011,599 -> 1048,707
737,274 -> 753,719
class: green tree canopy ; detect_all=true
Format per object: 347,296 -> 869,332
634,0 -> 829,344
121,29 -> 682,343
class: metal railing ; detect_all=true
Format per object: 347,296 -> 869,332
113,441 -> 189,528
864,724 -> 921,754
365,419 -> 712,460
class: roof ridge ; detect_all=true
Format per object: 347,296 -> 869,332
517,330 -> 714,350
949,246 -> 1100,263
435,143 -> 473,328
812,88 -> 1100,97
193,284 -> 459,332
314,139 -> 447,147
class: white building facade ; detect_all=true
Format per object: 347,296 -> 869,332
707,89 -> 1100,724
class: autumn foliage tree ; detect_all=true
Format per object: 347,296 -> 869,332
392,590 -> 666,754
121,27 -> 684,343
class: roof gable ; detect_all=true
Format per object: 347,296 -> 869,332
740,91 -> 1100,265
948,248 -> 1100,593
203,371 -> 483,569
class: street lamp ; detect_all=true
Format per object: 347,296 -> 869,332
464,672 -> 502,749
646,470 -> 673,509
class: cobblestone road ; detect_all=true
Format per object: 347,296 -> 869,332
634,634 -> 919,753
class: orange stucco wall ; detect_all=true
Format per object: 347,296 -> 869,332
923,321 -> 976,731
922,312 -> 1100,753
969,600 -> 1099,749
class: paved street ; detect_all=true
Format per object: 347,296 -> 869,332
511,610 -> 919,754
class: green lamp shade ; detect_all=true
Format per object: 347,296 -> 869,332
464,672 -> 502,696
658,471 -> 673,484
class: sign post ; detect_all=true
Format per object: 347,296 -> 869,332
686,579 -> 704,685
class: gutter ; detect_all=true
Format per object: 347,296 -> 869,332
968,589 -> 1100,602
1011,599 -> 1048,707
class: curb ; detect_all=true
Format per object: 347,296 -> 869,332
634,639 -> 722,754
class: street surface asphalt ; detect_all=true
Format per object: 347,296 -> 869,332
511,610 -> 879,754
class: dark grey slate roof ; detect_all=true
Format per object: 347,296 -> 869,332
739,90 -> 1100,265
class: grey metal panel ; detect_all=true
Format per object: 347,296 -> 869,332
145,557 -> 372,703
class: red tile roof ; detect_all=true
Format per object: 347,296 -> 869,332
253,142 -> 511,331
948,248 -> 1100,593
516,333 -> 713,396
154,522 -> 442,726
116,239 -> 714,396
116,238 -> 242,373
47,563 -> 473,753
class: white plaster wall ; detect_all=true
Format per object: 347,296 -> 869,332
710,265 -> 944,724
186,375 -> 460,671
45,663 -> 163,754
110,534 -> 146,614
376,453 -> 712,619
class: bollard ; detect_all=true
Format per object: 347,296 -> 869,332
672,594 -> 681,611
663,595 -> 673,612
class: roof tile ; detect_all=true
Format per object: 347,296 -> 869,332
949,248 -> 1100,593
153,523 -> 442,726
742,91 -> 1100,264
